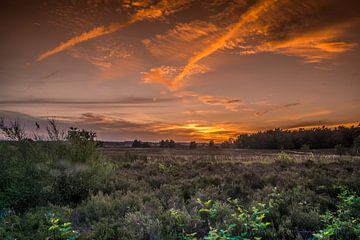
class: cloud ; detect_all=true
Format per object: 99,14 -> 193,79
143,20 -> 220,60
173,91 -> 243,112
169,0 -> 274,89
255,102 -> 301,116
142,0 -> 359,89
142,64 -> 210,88
0,97 -> 177,106
198,95 -> 242,112
241,22 -> 358,63
78,113 -> 241,141
68,39 -> 132,70
36,0 -> 193,62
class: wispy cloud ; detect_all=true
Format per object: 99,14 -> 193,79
168,0 -> 274,89
255,102 -> 301,116
142,64 -> 209,87
0,97 -> 176,106
198,95 -> 242,112
241,22 -> 358,63
36,0 -> 193,62
141,0 -> 359,90
143,20 -> 220,60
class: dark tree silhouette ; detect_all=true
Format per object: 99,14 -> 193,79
235,125 -> 360,149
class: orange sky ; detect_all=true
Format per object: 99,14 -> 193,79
0,0 -> 360,141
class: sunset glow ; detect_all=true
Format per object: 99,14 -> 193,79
1,0 -> 360,142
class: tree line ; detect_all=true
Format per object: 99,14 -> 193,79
235,125 -> 360,150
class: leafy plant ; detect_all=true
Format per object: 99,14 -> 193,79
197,198 -> 271,240
47,211 -> 79,240
313,188 -> 360,239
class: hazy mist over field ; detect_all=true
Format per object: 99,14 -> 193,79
1,0 -> 360,141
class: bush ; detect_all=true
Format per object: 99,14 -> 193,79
313,188 -> 360,239
0,206 -> 75,240
0,128 -> 113,211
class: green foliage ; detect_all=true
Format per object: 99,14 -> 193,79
0,141 -> 51,211
66,127 -> 97,163
313,188 -> 360,239
0,207 -> 75,240
1,123 -> 360,240
196,198 -> 271,240
0,127 -> 113,211
47,211 -> 79,240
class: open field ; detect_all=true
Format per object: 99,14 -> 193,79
1,141 -> 360,240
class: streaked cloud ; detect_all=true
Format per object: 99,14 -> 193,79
2,0 -> 360,142
255,102 -> 301,116
36,0 -> 193,62
142,64 -> 210,88
170,0 -> 274,89
0,97 -> 177,106
198,95 -> 242,112
143,20 -> 220,60
240,22 -> 358,63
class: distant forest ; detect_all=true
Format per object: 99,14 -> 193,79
235,125 -> 360,149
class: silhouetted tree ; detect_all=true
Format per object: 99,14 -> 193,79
159,139 -> 176,148
235,124 -> 360,149
209,140 -> 215,148
189,141 -> 197,149
132,139 -> 150,148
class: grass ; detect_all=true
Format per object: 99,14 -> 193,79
1,140 -> 359,239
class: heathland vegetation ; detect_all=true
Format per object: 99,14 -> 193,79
0,119 -> 359,239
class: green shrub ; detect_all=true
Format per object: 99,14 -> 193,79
0,141 -> 51,211
123,212 -> 162,240
0,207 -> 75,240
313,188 -> 360,239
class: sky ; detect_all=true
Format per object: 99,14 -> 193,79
1,0 -> 360,142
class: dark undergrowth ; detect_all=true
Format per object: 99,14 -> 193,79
0,136 -> 359,239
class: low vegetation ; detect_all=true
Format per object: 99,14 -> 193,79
0,119 -> 359,239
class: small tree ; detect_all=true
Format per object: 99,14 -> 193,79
209,140 -> 215,148
66,127 -> 97,162
132,139 -> 142,148
189,141 -> 197,149
169,140 -> 176,148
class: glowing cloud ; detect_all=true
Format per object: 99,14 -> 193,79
37,0 -> 192,62
170,0 -> 274,89
244,22 -> 358,63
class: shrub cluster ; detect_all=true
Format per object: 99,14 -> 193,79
0,120 -> 359,239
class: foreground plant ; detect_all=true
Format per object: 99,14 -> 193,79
47,211 -> 79,240
313,188 -> 360,239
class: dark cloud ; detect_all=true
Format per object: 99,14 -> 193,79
255,102 -> 301,116
0,97 -> 177,106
